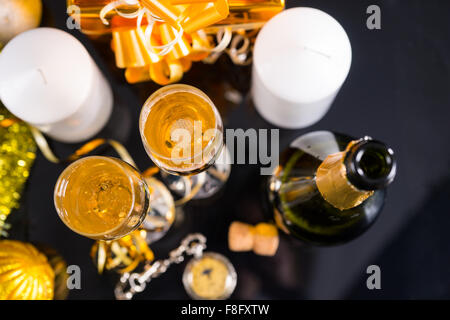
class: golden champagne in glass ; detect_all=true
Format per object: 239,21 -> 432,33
140,84 -> 230,200
140,84 -> 223,176
54,156 -> 149,240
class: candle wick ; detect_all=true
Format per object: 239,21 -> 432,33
303,46 -> 331,60
36,68 -> 48,85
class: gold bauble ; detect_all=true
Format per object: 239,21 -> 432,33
0,0 -> 42,46
0,240 -> 54,300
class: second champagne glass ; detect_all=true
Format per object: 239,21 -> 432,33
54,156 -> 150,240
139,84 -> 230,200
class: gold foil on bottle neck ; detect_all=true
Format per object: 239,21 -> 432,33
315,141 -> 373,211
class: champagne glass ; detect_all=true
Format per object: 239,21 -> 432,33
139,84 -> 230,200
54,156 -> 151,240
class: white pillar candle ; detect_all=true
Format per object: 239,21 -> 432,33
252,7 -> 352,129
0,27 -> 113,143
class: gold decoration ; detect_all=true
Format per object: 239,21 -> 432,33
0,105 -> 36,237
91,229 -> 154,274
316,140 -> 374,210
67,0 -> 284,84
0,240 -> 54,300
0,0 -> 42,46
29,126 -> 137,167
67,0 -> 284,35
204,0 -> 285,32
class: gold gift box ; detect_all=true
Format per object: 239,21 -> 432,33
67,0 -> 284,35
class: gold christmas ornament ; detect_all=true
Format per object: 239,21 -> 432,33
0,240 -> 54,300
0,105 -> 37,237
0,0 -> 42,46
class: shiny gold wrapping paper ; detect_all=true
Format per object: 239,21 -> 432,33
67,0 -> 284,84
316,142 -> 374,211
67,0 -> 282,35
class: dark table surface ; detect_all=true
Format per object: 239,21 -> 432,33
11,0 -> 450,299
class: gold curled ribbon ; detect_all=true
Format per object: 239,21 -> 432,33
103,0 -> 230,84
111,21 -> 186,85
112,20 -> 187,83
138,0 -> 230,35
178,0 -> 229,34
173,176 -> 203,206
111,26 -> 161,69
202,28 -> 255,65
140,0 -> 181,28
91,229 -> 155,274
113,23 -> 258,83
28,126 -> 136,167
102,0 -> 229,57
100,0 -> 142,26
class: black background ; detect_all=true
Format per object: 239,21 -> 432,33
9,0 -> 450,299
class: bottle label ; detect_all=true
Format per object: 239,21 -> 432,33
315,141 -> 373,210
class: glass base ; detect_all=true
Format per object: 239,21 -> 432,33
161,147 -> 231,200
141,177 -> 176,243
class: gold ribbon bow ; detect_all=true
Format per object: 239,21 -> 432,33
104,0 -> 229,84
67,0 -> 284,84
111,19 -> 213,84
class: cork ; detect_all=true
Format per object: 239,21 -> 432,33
252,223 -> 279,256
228,221 -> 279,256
228,221 -> 254,252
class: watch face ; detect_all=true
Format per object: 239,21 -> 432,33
183,252 -> 237,300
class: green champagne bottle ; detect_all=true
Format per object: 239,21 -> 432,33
267,131 -> 396,245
